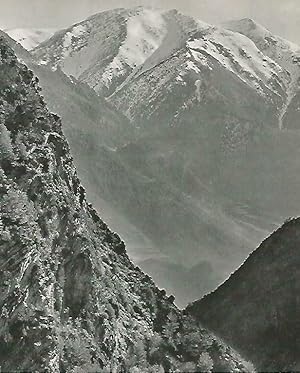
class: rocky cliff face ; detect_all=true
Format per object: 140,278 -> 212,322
187,218 -> 300,371
0,39 -> 254,372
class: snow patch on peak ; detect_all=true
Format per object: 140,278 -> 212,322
102,8 -> 167,86
190,49 -> 211,69
195,79 -> 203,102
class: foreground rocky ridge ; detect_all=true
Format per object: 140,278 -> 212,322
187,218 -> 300,371
0,39 -> 253,372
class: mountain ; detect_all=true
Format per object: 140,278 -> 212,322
31,9 -> 300,306
187,217 -> 300,371
33,7 -> 205,96
223,18 -> 300,130
33,8 -> 292,120
0,37 -> 255,372
5,28 -> 55,50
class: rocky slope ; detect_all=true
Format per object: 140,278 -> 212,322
187,218 -> 300,371
29,9 -> 300,306
0,38 -> 255,372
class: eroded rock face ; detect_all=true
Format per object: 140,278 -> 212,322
187,218 -> 300,371
0,39 -> 253,372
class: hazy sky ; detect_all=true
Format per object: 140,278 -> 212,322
1,0 -> 300,44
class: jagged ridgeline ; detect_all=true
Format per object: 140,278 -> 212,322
0,39 -> 253,372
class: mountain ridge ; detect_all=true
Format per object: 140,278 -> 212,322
186,217 -> 300,371
223,17 -> 300,130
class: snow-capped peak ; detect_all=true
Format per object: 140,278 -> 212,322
224,18 -> 270,39
32,7 -> 297,121
33,7 -> 204,94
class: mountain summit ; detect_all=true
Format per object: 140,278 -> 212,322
33,8 -> 291,104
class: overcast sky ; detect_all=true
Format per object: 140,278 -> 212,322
1,0 -> 300,44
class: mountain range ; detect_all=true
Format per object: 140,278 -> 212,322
25,7 -> 300,306
1,5 -> 300,371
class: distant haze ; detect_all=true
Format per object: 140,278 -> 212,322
1,0 -> 300,44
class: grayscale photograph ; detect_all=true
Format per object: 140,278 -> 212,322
0,0 -> 299,371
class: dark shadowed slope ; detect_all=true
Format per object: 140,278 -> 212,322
187,218 -> 300,371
